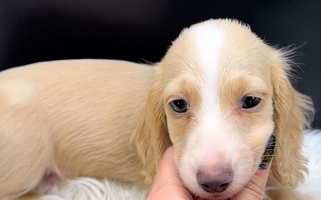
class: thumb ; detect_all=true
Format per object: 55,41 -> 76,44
147,146 -> 193,200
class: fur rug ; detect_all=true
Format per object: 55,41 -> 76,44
38,178 -> 148,200
40,129 -> 321,200
297,129 -> 321,199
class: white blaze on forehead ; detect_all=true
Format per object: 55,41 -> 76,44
179,24 -> 233,196
189,22 -> 225,122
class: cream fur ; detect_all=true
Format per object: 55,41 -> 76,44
0,19 -> 314,200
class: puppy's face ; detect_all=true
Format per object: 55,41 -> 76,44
162,20 -> 276,199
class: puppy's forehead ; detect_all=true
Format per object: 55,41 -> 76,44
187,19 -> 271,82
162,19 -> 272,84
189,20 -> 262,69
190,22 -> 226,87
189,21 -> 225,82
186,20 -> 271,112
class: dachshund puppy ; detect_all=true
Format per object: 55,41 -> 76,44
0,19 -> 313,200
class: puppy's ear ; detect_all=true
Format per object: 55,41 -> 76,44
270,49 -> 314,188
133,66 -> 171,184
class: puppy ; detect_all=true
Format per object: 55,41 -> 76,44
0,19 -> 314,200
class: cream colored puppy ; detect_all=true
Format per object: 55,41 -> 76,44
0,19 -> 313,200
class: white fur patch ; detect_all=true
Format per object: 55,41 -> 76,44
191,22 -> 228,154
176,22 -> 239,197
190,21 -> 224,106
189,21 -> 225,144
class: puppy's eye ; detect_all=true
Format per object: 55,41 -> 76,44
169,99 -> 188,113
241,96 -> 261,109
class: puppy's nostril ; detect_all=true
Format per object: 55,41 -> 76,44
218,182 -> 230,192
201,183 -> 210,191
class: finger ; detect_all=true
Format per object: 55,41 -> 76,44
153,146 -> 182,187
147,146 -> 193,200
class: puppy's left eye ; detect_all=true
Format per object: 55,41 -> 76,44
169,99 -> 188,113
241,96 -> 261,109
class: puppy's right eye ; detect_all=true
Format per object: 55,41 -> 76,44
169,99 -> 188,113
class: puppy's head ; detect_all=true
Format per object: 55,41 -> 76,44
135,19 -> 314,199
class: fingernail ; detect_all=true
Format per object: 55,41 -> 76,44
259,135 -> 276,170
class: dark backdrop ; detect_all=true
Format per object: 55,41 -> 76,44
0,0 -> 320,127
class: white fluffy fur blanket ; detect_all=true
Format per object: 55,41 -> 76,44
298,129 -> 321,199
40,130 -> 321,200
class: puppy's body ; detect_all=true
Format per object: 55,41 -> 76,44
0,19 -> 314,200
0,60 -> 155,198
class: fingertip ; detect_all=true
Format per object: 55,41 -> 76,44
160,146 -> 175,164
252,163 -> 271,189
164,146 -> 174,156
257,162 -> 271,175
156,146 -> 176,176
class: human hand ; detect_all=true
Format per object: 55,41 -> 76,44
147,146 -> 270,200
147,146 -> 193,200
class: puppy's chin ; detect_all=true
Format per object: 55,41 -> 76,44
184,181 -> 247,200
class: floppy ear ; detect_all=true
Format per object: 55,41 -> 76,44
132,66 -> 171,184
270,49 -> 314,188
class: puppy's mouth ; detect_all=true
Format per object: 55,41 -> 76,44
191,191 -> 235,200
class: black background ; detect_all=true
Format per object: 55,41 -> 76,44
0,0 -> 320,127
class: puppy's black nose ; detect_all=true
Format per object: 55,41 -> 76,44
197,168 -> 233,193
